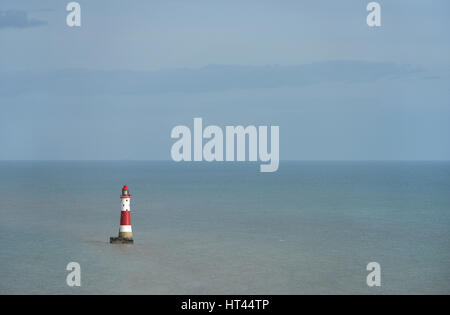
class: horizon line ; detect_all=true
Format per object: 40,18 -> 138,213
0,159 -> 449,162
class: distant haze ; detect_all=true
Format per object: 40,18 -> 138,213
0,0 -> 449,160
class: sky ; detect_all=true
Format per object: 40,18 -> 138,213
0,0 -> 449,160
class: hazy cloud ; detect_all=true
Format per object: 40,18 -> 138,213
0,61 -> 422,96
0,60 -> 447,161
0,10 -> 46,29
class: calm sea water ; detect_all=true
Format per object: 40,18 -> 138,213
0,161 -> 449,294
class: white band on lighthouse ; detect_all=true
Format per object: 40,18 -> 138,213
121,198 -> 130,211
119,225 -> 132,232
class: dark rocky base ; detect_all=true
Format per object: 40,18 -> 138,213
110,237 -> 134,244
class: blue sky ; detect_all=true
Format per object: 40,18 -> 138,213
0,0 -> 449,160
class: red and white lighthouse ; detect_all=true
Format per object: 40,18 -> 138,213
110,185 -> 134,244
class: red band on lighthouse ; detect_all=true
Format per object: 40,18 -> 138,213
120,211 -> 131,225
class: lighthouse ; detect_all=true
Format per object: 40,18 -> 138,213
110,185 -> 134,244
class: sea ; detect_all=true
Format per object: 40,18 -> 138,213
0,161 -> 449,294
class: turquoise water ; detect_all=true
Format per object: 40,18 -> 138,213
0,161 -> 449,294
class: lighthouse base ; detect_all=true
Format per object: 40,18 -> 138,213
110,237 -> 134,244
